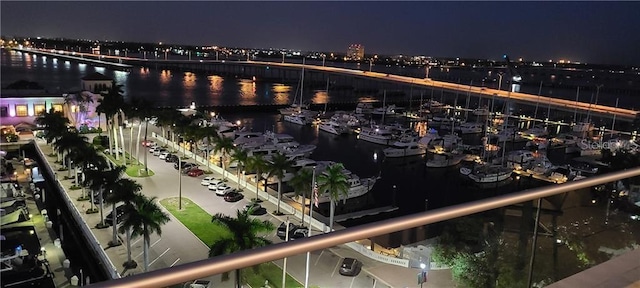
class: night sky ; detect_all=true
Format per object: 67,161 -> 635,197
2,1 -> 640,65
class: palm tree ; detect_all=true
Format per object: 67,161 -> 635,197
130,97 -> 155,174
267,152 -> 294,215
53,130 -> 88,177
317,163 -> 350,231
97,82 -> 125,161
120,195 -> 169,272
288,167 -> 314,225
213,136 -> 235,179
35,108 -> 70,145
245,154 -> 266,202
64,91 -> 93,128
229,147 -> 249,190
105,178 -> 142,247
84,166 -> 127,229
68,143 -> 105,199
201,125 -> 220,171
209,209 -> 275,288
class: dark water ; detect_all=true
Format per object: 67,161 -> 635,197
0,48 -> 627,246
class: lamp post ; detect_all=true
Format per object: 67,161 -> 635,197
178,159 -> 182,210
164,49 -> 169,60
369,58 -> 373,72
304,166 -> 316,288
282,52 -> 285,63
497,72 -> 504,94
322,54 -> 326,67
419,262 -> 427,288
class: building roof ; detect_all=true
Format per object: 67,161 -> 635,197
81,72 -> 112,81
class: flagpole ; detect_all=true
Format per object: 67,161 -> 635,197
304,167 -> 316,288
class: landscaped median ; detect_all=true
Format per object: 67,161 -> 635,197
160,197 -> 302,288
102,151 -> 155,177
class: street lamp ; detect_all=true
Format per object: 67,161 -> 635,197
419,262 -> 427,288
164,49 -> 169,60
369,58 -> 373,72
497,72 -> 504,93
322,54 -> 326,67
178,159 -> 183,210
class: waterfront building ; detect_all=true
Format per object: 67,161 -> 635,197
347,44 -> 364,61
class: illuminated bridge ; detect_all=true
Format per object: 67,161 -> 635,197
12,47 -> 639,122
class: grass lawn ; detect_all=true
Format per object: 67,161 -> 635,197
160,197 -> 302,288
103,152 -> 154,177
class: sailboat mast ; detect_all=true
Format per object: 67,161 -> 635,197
382,90 -> 386,124
301,58 -> 305,110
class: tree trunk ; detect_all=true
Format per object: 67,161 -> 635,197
129,125 -> 134,165
113,119 -> 120,161
329,200 -> 335,231
90,189 -> 96,210
126,227 -> 133,263
107,120 -> 113,160
136,120 -> 142,167
144,121 -> 149,173
300,188 -> 306,225
144,234 -> 150,272
119,126 -> 126,165
255,169 -> 260,201
235,269 -> 241,288
111,203 -> 118,244
277,179 -> 282,213
99,192 -> 105,226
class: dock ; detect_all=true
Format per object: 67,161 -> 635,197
334,206 -> 398,222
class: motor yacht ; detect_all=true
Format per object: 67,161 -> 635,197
461,164 -> 513,183
520,127 -> 548,140
457,122 -> 484,134
357,125 -> 396,145
355,102 -> 374,114
371,105 -> 399,117
318,120 -> 350,135
383,135 -> 427,158
283,112 -> 315,125
426,152 -> 464,168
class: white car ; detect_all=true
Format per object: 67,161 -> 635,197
153,148 -> 167,156
159,152 -> 170,160
103,148 -> 124,155
216,185 -> 235,196
207,180 -> 225,191
149,145 -> 160,153
201,176 -> 218,186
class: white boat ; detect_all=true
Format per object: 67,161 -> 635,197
371,105 -> 399,117
383,136 -> 427,158
461,164 -> 513,183
358,125 -> 396,145
426,153 -> 463,168
572,122 -> 594,133
458,122 -> 484,134
318,120 -> 350,135
505,150 -> 536,169
355,102 -> 374,114
472,107 -> 491,116
284,112 -> 315,125
520,127 -> 548,140
278,143 -> 317,157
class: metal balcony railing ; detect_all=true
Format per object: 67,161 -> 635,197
90,167 -> 640,288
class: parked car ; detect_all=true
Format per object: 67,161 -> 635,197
103,148 -> 124,155
277,222 -> 298,239
215,185 -> 235,196
289,227 -> 309,240
174,161 -> 190,170
165,154 -> 177,163
207,180 -> 225,191
183,279 -> 211,288
187,168 -> 204,177
105,204 -> 128,226
149,146 -> 161,153
141,140 -> 156,147
201,176 -> 219,186
339,258 -> 362,276
182,164 -> 197,174
153,148 -> 167,156
223,191 -> 244,202
159,152 -> 170,160
243,203 -> 266,215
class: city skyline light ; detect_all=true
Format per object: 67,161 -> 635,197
1,1 -> 640,65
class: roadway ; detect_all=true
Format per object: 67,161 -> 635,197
12,47 -> 638,122
36,122 -> 449,288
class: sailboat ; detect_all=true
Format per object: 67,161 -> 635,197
283,59 -> 316,125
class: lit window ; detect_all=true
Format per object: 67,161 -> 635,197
34,104 -> 46,115
53,104 -> 63,113
15,105 -> 28,117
